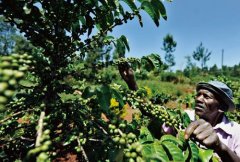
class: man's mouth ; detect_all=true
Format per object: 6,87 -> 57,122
195,103 -> 205,111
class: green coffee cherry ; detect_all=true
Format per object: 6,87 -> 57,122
0,82 -> 8,92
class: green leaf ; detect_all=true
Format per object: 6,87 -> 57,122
183,147 -> 190,161
141,57 -> 154,71
177,130 -> 188,149
181,111 -> 191,127
104,35 -> 115,41
148,53 -> 163,69
141,1 -> 159,26
119,35 -> 130,51
118,4 -> 125,16
151,0 -> 160,20
19,80 -> 37,88
162,141 -> 185,162
199,148 -> 214,162
152,0 -> 167,20
139,126 -> 154,143
130,58 -> 141,71
188,140 -> 199,162
121,0 -> 137,12
142,142 -> 169,162
141,53 -> 163,71
96,85 -> 112,113
79,16 -> 86,26
160,134 -> 184,148
82,86 -> 95,99
58,93 -> 80,102
106,10 -> 114,26
116,38 -> 126,57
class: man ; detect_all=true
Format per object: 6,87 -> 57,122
185,81 -> 240,161
118,64 -> 240,161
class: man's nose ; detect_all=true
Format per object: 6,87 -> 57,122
195,95 -> 204,102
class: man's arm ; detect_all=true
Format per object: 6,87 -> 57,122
185,119 -> 240,162
118,63 -> 138,91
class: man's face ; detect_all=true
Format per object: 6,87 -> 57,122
195,89 -> 222,125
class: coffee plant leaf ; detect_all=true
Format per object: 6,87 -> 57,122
188,140 -> 199,162
141,1 -> 159,26
147,53 -> 163,69
162,141 -> 185,162
181,111 -> 192,127
58,93 -> 79,102
142,142 -> 169,162
121,0 -> 137,12
116,38 -> 126,57
96,85 -> 112,113
198,148 -> 214,162
160,134 -> 184,148
119,35 -> 130,52
151,0 -> 167,20
139,126 -> 154,144
141,53 -> 162,71
177,130 -> 188,149
141,57 -> 154,72
82,86 -> 96,99
19,80 -> 37,88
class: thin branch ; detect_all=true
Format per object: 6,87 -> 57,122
77,138 -> 89,162
0,108 -> 35,124
88,138 -> 103,142
95,122 -> 108,135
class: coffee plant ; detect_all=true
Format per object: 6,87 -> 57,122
0,0 -> 222,161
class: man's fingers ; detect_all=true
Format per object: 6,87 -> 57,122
184,119 -> 206,140
193,122 -> 210,135
195,128 -> 213,141
202,133 -> 218,148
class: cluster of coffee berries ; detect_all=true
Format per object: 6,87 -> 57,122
123,90 -> 146,110
114,57 -> 140,66
124,141 -> 144,162
108,123 -> 144,161
26,129 -> 52,161
141,102 -> 184,130
123,90 -> 184,130
0,54 -> 35,111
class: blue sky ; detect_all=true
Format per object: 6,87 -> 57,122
111,0 -> 240,71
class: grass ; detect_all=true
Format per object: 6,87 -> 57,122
137,79 -> 195,98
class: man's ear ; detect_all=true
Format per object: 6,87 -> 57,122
218,108 -> 224,113
218,104 -> 226,113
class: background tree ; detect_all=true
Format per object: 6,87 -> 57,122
192,42 -> 211,70
162,33 -> 177,70
0,16 -> 16,55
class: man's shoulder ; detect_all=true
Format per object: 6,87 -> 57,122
221,116 -> 240,135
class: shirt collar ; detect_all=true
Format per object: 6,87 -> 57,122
214,115 -> 234,135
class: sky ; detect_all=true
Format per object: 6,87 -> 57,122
111,0 -> 240,71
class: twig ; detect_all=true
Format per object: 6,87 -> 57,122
0,109 -> 35,124
20,136 -> 35,142
88,138 -> 102,142
95,122 -> 108,135
35,111 -> 45,147
77,138 -> 89,162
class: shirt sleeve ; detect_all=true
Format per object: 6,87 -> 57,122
232,122 -> 240,157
